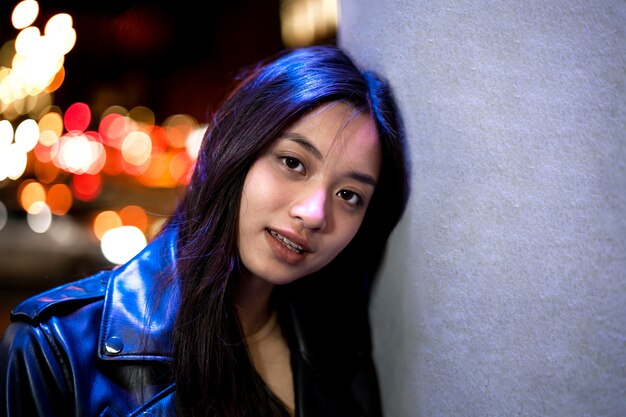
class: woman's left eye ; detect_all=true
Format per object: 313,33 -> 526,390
280,156 -> 305,174
337,189 -> 362,207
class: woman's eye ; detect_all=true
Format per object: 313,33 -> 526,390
337,190 -> 362,207
280,156 -> 305,174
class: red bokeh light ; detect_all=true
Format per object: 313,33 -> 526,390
64,102 -> 91,132
71,173 -> 102,201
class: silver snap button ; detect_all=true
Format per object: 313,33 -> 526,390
105,336 -> 124,354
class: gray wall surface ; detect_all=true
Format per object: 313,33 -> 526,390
339,1 -> 626,416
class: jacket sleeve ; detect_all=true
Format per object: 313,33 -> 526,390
0,320 -> 70,417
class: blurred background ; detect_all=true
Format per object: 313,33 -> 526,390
0,0 -> 338,334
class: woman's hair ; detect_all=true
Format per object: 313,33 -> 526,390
163,44 -> 409,417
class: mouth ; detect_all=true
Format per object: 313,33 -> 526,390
267,229 -> 306,254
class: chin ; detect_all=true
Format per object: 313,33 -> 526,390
262,271 -> 308,286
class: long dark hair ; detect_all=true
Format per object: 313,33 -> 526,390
163,45 -> 408,417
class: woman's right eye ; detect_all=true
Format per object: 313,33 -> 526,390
280,156 -> 305,174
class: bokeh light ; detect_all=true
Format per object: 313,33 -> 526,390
186,125 -> 206,160
164,114 -> 197,149
38,111 -> 63,147
0,120 -> 13,145
128,105 -> 155,127
47,183 -> 72,215
19,180 -> 45,211
137,149 -> 176,188
64,102 -> 90,132
45,66 -> 65,93
33,140 -> 56,163
26,200 -> 52,233
280,0 -> 337,47
71,172 -> 101,201
14,26 -> 41,57
15,118 -> 39,152
56,133 -> 93,173
100,225 -> 147,265
93,210 -> 122,240
169,150 -> 192,184
12,0 -> 40,30
121,130 -> 152,167
1,4 -> 75,119
119,205 -> 148,233
99,112 -> 130,149
0,143 -> 27,180
34,158 -> 60,183
44,13 -> 76,56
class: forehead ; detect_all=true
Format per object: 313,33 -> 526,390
287,102 -> 381,165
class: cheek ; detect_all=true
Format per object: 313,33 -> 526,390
240,162 -> 285,217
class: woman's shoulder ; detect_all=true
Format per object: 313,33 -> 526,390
6,227 -> 180,359
10,270 -> 110,325
0,236 -> 178,416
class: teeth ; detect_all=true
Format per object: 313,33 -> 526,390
269,230 -> 304,253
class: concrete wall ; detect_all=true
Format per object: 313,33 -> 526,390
339,1 -> 626,416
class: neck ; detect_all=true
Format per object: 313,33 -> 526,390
234,270 -> 275,337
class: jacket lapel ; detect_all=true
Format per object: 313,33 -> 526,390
97,228 -> 179,362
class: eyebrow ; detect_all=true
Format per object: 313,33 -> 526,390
283,133 -> 324,160
281,132 -> 378,188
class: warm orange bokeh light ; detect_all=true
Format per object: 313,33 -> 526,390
19,180 -> 46,212
47,183 -> 72,215
101,146 -> 124,175
45,66 -> 66,93
38,111 -> 64,137
93,210 -> 122,240
136,150 -> 177,188
164,114 -> 196,149
119,205 -> 148,233
169,150 -> 192,184
34,159 -> 59,183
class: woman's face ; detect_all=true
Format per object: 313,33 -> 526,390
237,102 -> 381,286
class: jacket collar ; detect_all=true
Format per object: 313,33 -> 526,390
98,227 -> 179,362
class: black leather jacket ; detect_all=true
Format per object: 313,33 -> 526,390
0,228 -> 381,417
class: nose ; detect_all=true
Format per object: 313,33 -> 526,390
289,188 -> 328,230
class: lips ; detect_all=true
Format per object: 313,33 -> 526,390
266,228 -> 308,254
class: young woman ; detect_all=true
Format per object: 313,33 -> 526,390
0,45 -> 408,417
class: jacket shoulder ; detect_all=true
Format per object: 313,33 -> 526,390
11,270 -> 111,324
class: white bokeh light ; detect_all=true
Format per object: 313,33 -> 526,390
0,120 -> 14,147
26,200 -> 52,233
15,118 -> 39,152
101,226 -> 147,265
186,124 -> 207,160
0,143 -> 27,180
12,0 -> 40,30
